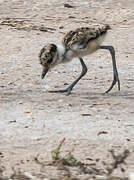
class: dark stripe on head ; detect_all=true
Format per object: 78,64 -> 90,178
50,44 -> 57,52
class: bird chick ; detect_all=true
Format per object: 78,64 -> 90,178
39,24 -> 120,95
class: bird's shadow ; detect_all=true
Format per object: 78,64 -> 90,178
1,85 -> 134,104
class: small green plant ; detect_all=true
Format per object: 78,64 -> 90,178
51,138 -> 82,166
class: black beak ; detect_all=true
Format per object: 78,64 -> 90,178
41,67 -> 49,79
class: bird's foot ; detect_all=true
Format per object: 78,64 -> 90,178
105,76 -> 120,94
49,87 -> 72,95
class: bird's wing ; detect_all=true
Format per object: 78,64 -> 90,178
62,25 -> 110,51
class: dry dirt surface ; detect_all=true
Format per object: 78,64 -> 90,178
0,0 -> 134,179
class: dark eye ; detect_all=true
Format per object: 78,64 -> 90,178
50,44 -> 57,52
47,58 -> 53,63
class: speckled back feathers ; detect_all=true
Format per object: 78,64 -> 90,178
62,24 -> 110,50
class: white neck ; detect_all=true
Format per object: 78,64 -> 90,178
56,43 -> 74,64
56,44 -> 66,64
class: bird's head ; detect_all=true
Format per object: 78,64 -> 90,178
39,44 -> 58,79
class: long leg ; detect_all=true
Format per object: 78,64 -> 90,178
49,58 -> 87,95
100,45 -> 120,93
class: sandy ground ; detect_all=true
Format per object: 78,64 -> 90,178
0,0 -> 134,179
